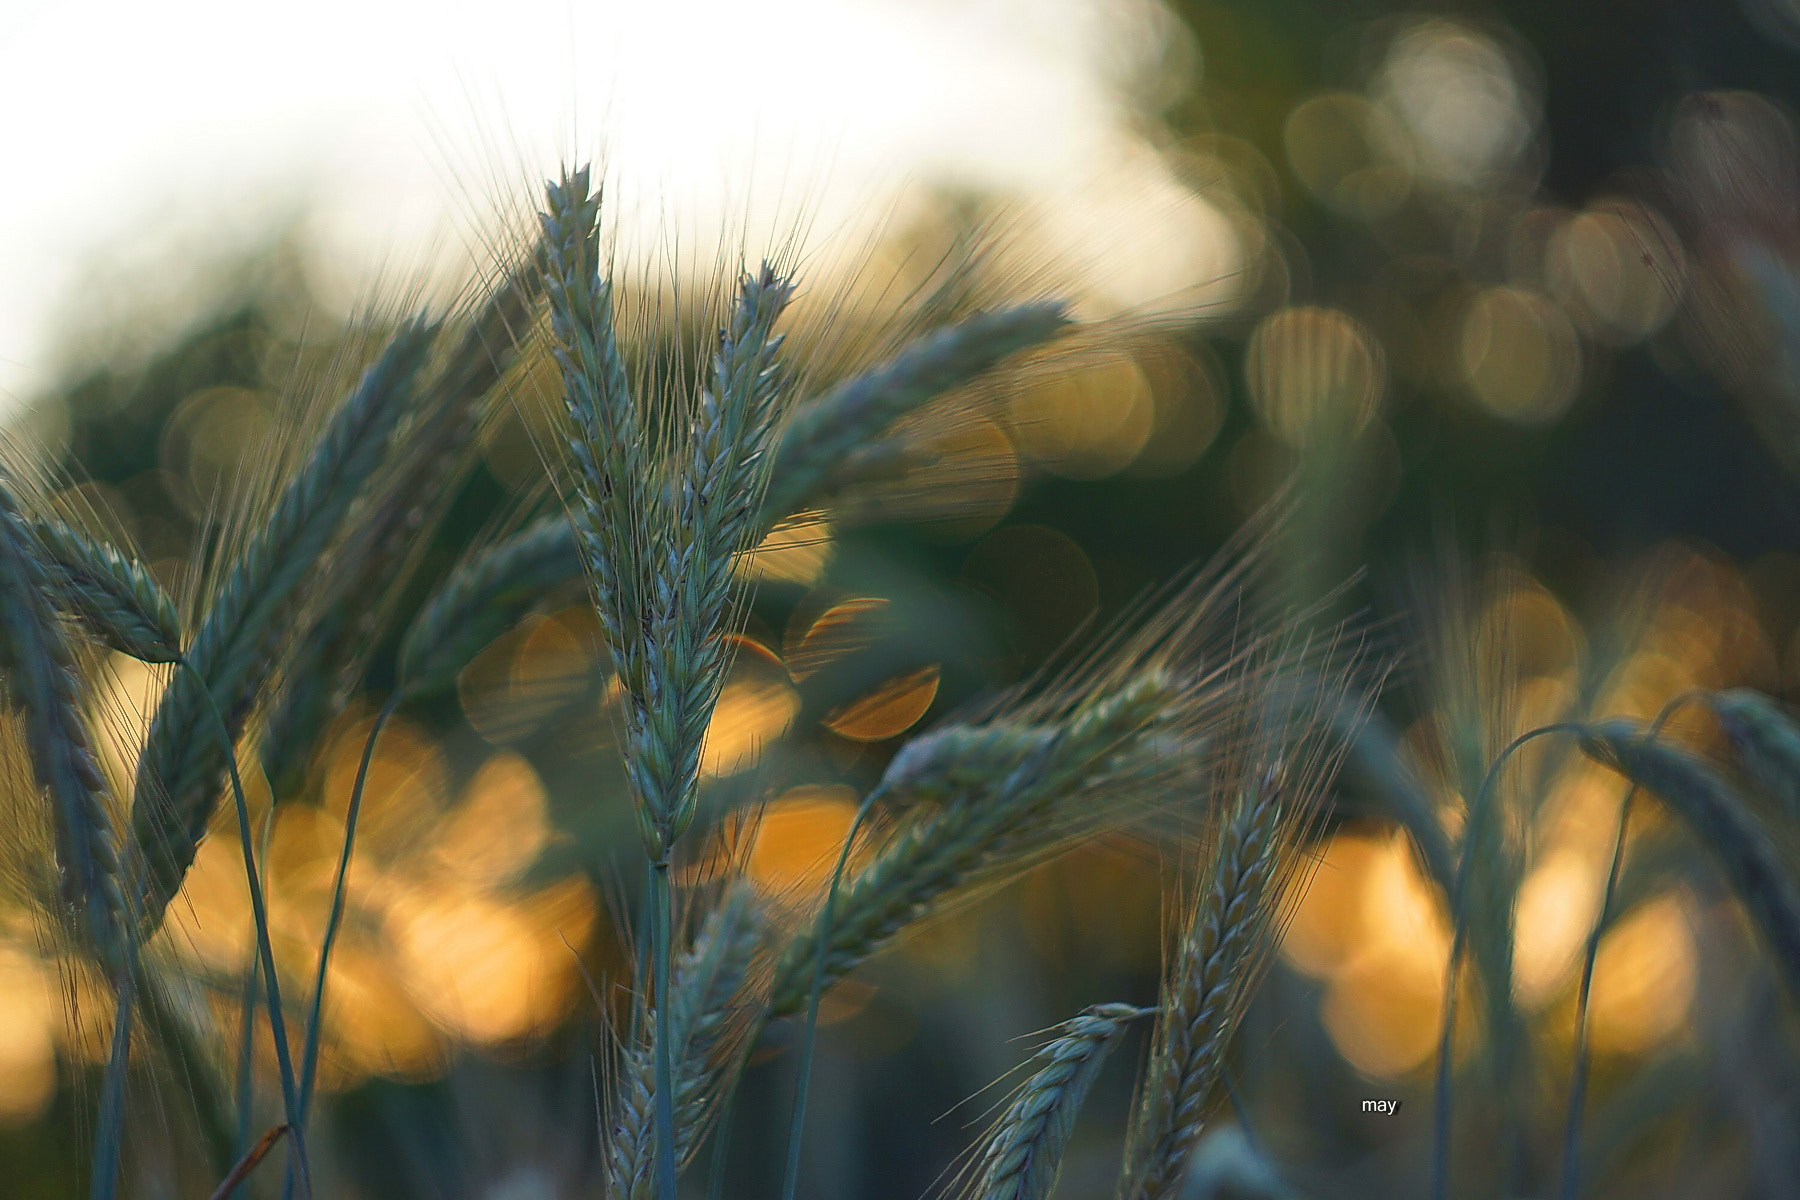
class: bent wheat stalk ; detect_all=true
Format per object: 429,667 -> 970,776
1576,718 -> 1800,1005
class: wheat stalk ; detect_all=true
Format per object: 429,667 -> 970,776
970,1002 -> 1152,1200
1708,688 -> 1800,818
1577,718 -> 1800,1005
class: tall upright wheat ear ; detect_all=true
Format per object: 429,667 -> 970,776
1120,673 -> 1348,1200
540,164 -> 795,1200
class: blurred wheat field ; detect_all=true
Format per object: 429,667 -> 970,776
6,4 -> 1800,1200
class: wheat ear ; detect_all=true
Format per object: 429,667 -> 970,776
620,263 -> 794,855
33,517 -> 183,664
1577,718 -> 1800,1005
1708,688 -> 1800,818
608,885 -> 767,1200
0,479 -> 137,1198
257,267 -> 535,796
397,299 -> 1070,696
397,516 -> 582,695
128,319 -> 436,935
0,477 -> 130,963
1122,764 -> 1289,1200
770,669 -> 1186,1015
971,1003 -> 1152,1200
761,301 -> 1070,519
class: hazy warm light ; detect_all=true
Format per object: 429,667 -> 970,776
0,945 -> 57,1124
1512,848 -> 1602,1010
388,877 -> 597,1045
1009,350 -> 1157,479
1458,286 -> 1582,423
700,638 -> 799,778
1588,894 -> 1697,1055
0,0 -> 1241,404
1246,306 -> 1385,448
746,786 -> 862,895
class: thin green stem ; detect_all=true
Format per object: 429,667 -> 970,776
1555,694 -> 1696,1200
279,691 -> 400,1200
781,791 -> 880,1200
232,953 -> 259,1199
652,859 -> 677,1200
1429,721 -> 1582,1200
297,693 -> 399,1120
182,661 -> 311,1200
705,1088 -> 737,1200
88,963 -> 135,1200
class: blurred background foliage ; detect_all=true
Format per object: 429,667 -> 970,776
7,1 -> 1800,1197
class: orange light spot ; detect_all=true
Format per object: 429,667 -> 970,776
745,786 -> 862,895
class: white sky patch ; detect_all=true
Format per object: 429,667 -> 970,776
0,0 -> 1234,405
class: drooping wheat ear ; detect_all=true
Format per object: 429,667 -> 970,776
33,517 -> 183,664
258,266 -> 536,797
970,1002 -> 1152,1200
770,668 -> 1191,1015
0,478 -> 130,965
608,884 -> 768,1200
1122,757 -> 1305,1200
1577,718 -> 1800,1006
1708,688 -> 1800,818
761,301 -> 1070,519
128,319 -> 438,936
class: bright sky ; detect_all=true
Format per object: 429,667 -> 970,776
0,0 -> 1235,404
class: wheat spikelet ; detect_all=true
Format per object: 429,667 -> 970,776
0,477 -> 130,965
33,516 -> 183,664
1708,688 -> 1800,818
128,318 -> 438,935
970,1002 -> 1151,1200
541,168 -> 647,688
608,884 -> 767,1200
1577,718 -> 1800,1005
